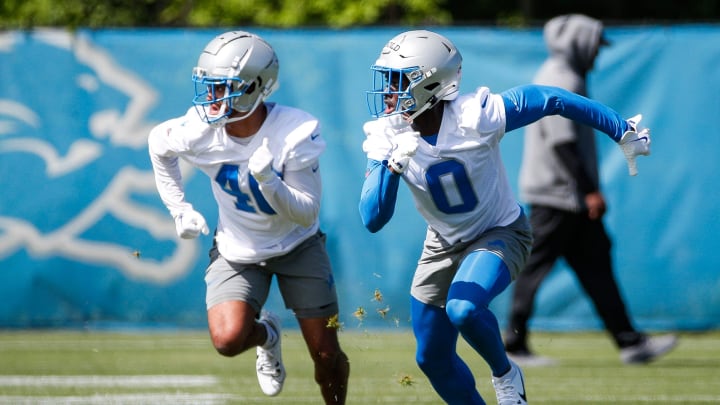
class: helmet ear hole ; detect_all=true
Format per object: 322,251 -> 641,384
424,82 -> 440,92
246,80 -> 257,95
245,76 -> 263,95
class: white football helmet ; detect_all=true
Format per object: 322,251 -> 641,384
366,30 -> 462,120
192,31 -> 279,127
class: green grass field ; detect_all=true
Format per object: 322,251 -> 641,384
0,330 -> 718,404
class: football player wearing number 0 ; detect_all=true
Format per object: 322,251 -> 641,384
148,31 -> 349,404
359,30 -> 650,405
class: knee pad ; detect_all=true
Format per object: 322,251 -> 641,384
445,298 -> 477,329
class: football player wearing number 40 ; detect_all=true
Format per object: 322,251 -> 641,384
359,29 -> 650,405
148,31 -> 349,404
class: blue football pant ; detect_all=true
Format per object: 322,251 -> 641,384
412,250 -> 512,404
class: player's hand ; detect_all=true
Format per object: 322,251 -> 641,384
619,114 -> 651,176
249,137 -> 275,183
584,191 -> 607,220
388,131 -> 420,174
386,113 -> 414,132
174,209 -> 209,239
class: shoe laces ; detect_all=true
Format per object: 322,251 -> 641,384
495,380 -> 518,403
257,347 -> 281,377
494,370 -> 522,404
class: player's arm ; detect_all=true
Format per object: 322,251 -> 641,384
501,84 -> 651,175
253,161 -> 321,228
359,159 -> 401,233
248,137 -> 322,227
148,128 -> 193,217
148,127 -> 209,238
500,84 -> 629,141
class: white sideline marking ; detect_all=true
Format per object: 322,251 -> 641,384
580,395 -> 720,402
0,375 -> 218,387
0,393 -> 234,404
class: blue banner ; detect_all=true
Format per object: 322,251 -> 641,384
0,26 -> 718,331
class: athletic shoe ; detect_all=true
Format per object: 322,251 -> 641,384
492,359 -> 528,405
507,348 -> 558,367
256,311 -> 285,396
620,334 -> 678,365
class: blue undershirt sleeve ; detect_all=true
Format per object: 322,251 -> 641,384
359,159 -> 401,233
500,84 -> 629,142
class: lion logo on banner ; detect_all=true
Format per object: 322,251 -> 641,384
0,29 -> 201,284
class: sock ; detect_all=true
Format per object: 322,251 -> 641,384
262,320 -> 278,349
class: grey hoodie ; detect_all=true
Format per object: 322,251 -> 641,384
519,14 -> 606,212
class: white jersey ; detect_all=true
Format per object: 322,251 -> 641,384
363,87 -> 521,244
148,103 -> 325,263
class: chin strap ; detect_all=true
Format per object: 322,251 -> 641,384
224,113 -> 252,125
405,84 -> 458,123
406,98 -> 435,123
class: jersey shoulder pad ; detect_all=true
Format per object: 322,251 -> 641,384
267,104 -> 325,170
456,87 -> 505,136
148,115 -> 187,155
148,109 -> 210,155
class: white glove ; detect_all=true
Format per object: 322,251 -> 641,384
386,113 -> 413,132
174,209 -> 209,239
388,131 -> 420,174
249,137 -> 275,183
619,114 -> 651,176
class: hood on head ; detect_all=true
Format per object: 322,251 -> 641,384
543,14 -> 608,72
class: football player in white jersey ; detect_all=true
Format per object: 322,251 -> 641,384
359,30 -> 650,405
149,31 -> 349,404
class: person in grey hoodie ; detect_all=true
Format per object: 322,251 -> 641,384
503,14 -> 678,365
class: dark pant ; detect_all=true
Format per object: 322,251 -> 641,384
504,205 -> 644,351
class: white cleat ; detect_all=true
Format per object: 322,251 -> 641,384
256,311 -> 285,396
620,334 -> 678,365
492,360 -> 528,405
